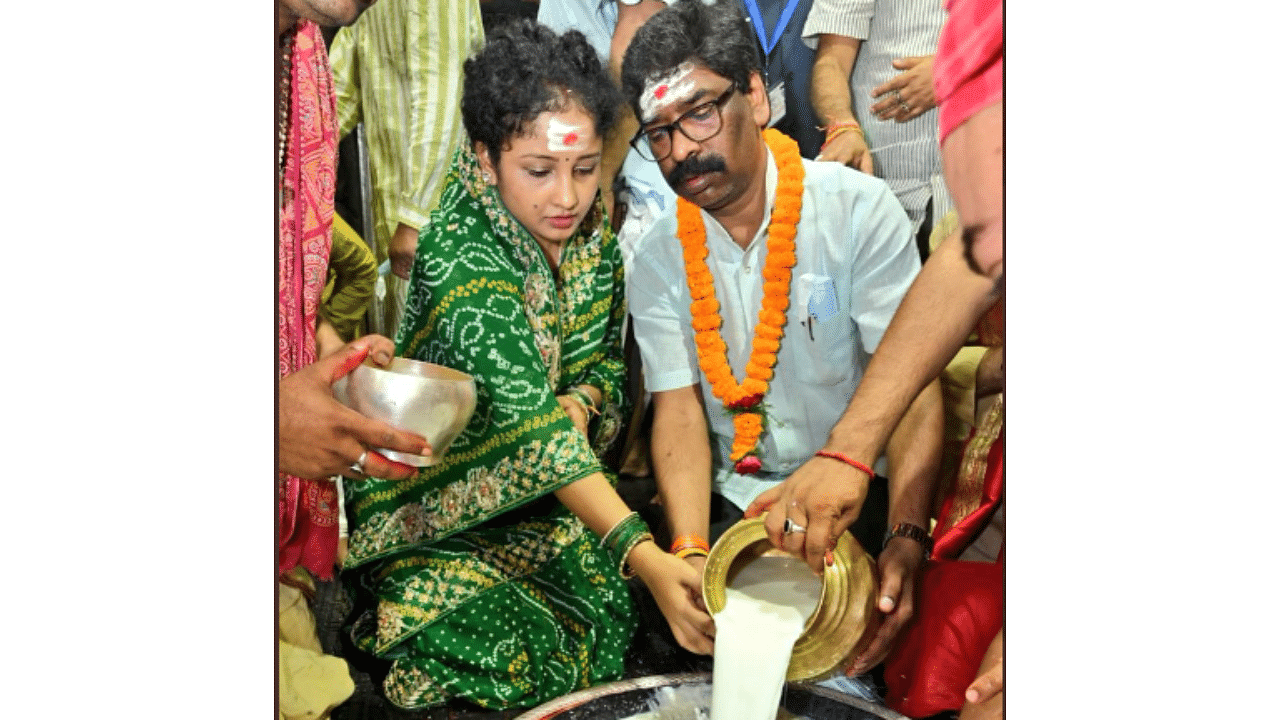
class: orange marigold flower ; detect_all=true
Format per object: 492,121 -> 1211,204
745,362 -> 774,382
771,251 -> 797,267
692,315 -> 721,332
761,309 -> 787,326
762,295 -> 790,312
756,324 -> 783,340
691,298 -> 720,316
762,281 -> 789,299
752,337 -> 781,354
696,333 -> 726,353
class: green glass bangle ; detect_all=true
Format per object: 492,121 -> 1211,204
600,511 -> 641,550
601,512 -> 649,568
566,387 -> 600,417
617,532 -> 654,579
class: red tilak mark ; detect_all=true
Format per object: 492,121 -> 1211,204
563,132 -> 578,146
655,85 -> 668,99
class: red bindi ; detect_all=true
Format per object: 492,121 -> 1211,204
564,132 -> 578,145
655,85 -> 668,99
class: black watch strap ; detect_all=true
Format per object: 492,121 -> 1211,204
883,522 -> 934,560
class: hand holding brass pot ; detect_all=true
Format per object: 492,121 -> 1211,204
701,518 -> 879,681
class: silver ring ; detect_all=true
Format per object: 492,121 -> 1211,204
784,518 -> 806,535
900,102 -> 911,113
349,450 -> 368,475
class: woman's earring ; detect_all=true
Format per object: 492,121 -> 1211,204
482,171 -> 493,183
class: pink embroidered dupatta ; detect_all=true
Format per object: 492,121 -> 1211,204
278,20 -> 339,580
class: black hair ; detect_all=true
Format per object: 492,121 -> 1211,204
620,0 -> 761,120
462,19 -> 621,166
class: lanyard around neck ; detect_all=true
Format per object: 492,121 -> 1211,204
742,0 -> 803,59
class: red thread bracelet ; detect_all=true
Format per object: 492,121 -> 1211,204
814,450 -> 874,478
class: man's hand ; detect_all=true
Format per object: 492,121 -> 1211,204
279,335 -> 431,481
815,130 -> 875,174
744,455 -> 872,575
870,55 -> 937,123
844,537 -> 925,675
960,628 -> 1004,719
389,223 -> 420,280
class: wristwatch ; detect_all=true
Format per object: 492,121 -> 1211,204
883,522 -> 933,560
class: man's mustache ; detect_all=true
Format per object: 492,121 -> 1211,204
666,154 -> 727,188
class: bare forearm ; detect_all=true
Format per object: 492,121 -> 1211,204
828,232 -> 1000,462
554,471 -> 638,538
651,387 -> 713,541
811,36 -> 860,126
883,379 -> 943,528
811,55 -> 857,126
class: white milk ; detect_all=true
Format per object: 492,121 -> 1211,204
709,555 -> 822,720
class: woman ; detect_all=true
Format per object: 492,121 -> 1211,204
341,20 -> 711,711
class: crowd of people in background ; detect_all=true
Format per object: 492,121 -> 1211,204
276,0 -> 1003,718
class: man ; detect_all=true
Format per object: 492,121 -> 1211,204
328,0 -> 485,334
750,0 -> 1004,714
621,0 -> 943,672
276,0 -> 427,583
803,0 -> 952,260
276,1 -> 431,715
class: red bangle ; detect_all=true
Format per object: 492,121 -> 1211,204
814,450 -> 874,478
669,534 -> 710,554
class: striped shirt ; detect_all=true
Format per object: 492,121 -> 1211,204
329,0 -> 485,263
802,0 -> 952,231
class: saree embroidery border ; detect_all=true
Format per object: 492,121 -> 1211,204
346,427 -> 597,564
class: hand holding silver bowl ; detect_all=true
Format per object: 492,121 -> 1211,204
333,358 -> 478,468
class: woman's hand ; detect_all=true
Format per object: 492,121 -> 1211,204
556,394 -> 591,437
682,554 -> 709,612
628,541 -> 715,655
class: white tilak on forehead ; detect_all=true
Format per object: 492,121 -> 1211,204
640,62 -> 698,121
546,117 -> 585,153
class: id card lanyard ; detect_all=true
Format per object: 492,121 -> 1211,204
742,0 -> 803,61
743,0 -> 803,126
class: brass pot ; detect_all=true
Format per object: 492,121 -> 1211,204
702,518 -> 879,681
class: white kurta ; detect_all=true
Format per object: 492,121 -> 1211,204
628,152 -> 920,510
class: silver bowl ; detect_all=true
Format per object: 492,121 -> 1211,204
332,357 -> 478,467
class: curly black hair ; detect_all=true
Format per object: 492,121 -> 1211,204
462,19 -> 622,166
620,0 -> 761,121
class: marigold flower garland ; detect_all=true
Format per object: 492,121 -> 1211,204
678,128 -> 803,475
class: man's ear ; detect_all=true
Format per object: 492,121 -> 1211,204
746,72 -> 771,129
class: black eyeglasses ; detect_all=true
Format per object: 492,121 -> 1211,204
630,85 -> 737,162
